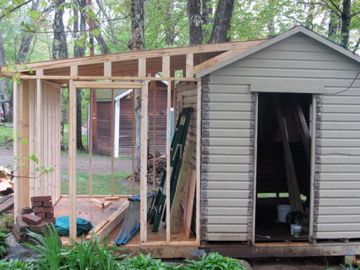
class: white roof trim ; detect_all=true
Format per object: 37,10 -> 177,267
196,26 -> 360,78
115,89 -> 133,101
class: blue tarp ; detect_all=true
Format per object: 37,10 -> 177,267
55,216 -> 93,237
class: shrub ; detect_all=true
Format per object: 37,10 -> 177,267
65,236 -> 121,270
184,252 -> 248,270
0,259 -> 31,270
120,254 -> 175,270
0,231 -> 8,258
25,225 -> 64,270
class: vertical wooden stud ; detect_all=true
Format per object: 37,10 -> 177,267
21,80 -> 30,207
35,70 -> 43,196
162,55 -> 171,242
186,54 -> 194,78
151,80 -> 157,189
196,79 -> 201,244
13,80 -> 21,217
139,58 -> 148,243
69,66 -> 78,240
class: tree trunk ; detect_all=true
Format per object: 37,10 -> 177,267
328,9 -> 339,38
52,0 -> 68,150
0,33 -> 11,122
52,0 -> 68,59
165,1 -> 176,46
187,0 -> 202,45
16,0 -> 40,64
305,2 -> 315,29
130,0 -> 145,173
202,0 -> 213,41
73,0 -> 86,151
340,0 -> 351,48
208,0 -> 235,43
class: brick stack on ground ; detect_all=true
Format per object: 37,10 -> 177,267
12,196 -> 55,242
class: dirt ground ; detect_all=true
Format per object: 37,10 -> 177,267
0,144 -> 132,174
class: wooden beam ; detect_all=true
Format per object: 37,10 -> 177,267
13,80 -> 21,217
86,200 -> 129,241
35,70 -> 43,196
196,79 -> 201,244
139,58 -> 148,243
272,95 -> 303,213
18,75 -> 197,82
309,95 -> 317,243
186,54 -> 194,78
69,66 -> 78,240
73,81 -> 143,89
193,50 -> 242,75
15,40 -> 265,71
162,55 -> 171,243
294,102 -> 311,161
21,80 -> 30,207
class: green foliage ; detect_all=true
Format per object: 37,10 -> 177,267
184,253 -> 247,270
0,259 -> 31,270
60,171 -> 134,195
25,225 -> 65,270
0,231 -> 8,258
65,236 -> 122,270
0,125 -> 13,144
120,254 -> 174,270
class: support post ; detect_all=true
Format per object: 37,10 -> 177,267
162,55 -> 171,242
13,80 -> 21,217
104,61 -> 115,195
186,54 -> 194,78
196,79 -> 201,244
21,80 -> 30,207
35,70 -> 43,195
139,58 -> 148,243
69,66 -> 78,240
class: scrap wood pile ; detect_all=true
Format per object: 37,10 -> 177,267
0,166 -> 13,195
128,153 -> 166,186
13,195 -> 54,242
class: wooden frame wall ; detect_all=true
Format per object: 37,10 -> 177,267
14,53 -> 201,246
13,79 -> 62,217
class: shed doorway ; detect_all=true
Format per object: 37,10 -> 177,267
255,93 -> 312,242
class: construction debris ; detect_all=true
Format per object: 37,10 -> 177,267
0,166 -> 13,195
129,153 -> 166,186
91,198 -> 111,209
31,196 -> 54,221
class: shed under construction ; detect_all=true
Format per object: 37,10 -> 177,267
3,26 -> 360,258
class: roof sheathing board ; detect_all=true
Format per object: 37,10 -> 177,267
14,39 -> 266,74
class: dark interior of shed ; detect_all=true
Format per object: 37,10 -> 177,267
255,93 -> 312,242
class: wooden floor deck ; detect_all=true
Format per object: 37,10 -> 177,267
54,196 -> 198,257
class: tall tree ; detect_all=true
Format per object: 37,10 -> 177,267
16,0 -> 40,64
129,0 -> 145,50
0,33 -> 11,122
73,0 -> 87,151
187,0 -> 202,45
130,0 -> 145,173
209,0 -> 235,43
52,0 -> 68,59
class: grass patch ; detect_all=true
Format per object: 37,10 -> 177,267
61,171 -> 137,195
0,124 -> 13,145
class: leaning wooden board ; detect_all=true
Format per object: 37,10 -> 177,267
183,169 -> 196,240
86,200 -> 129,241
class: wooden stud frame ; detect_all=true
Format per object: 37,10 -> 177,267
162,55 -> 171,243
68,76 -> 144,240
196,79 -> 201,245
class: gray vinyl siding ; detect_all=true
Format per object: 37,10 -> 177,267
202,81 -> 254,241
202,32 -> 360,241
